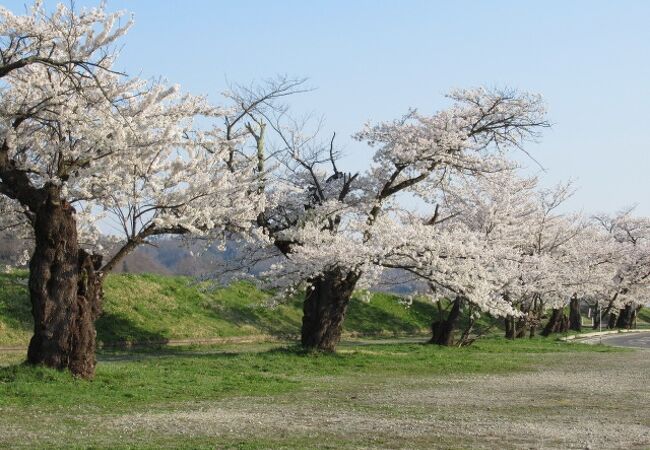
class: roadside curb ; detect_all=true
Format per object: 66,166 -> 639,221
560,329 -> 648,342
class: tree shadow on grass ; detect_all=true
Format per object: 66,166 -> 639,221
214,302 -> 303,338
345,299 -> 438,335
96,312 -> 170,348
406,300 -> 440,327
98,343 -> 339,366
97,346 -> 245,362
216,294 -> 441,338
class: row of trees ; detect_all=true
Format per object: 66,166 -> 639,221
1,3 -> 648,379
223,81 -> 649,349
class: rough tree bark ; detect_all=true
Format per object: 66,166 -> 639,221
301,269 -> 360,352
599,293 -> 619,329
607,312 -> 618,329
528,296 -> 543,338
615,304 -> 635,330
504,315 -> 514,339
430,296 -> 464,346
568,295 -> 582,332
541,308 -> 569,336
504,315 -> 527,339
26,196 -> 103,379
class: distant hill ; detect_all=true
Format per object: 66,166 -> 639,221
0,235 -> 247,276
1,235 -> 422,293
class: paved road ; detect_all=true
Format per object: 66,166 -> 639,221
591,331 -> 650,349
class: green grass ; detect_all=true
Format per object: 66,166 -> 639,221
3,271 -> 647,350
0,271 -> 440,347
0,270 -> 635,449
0,337 -> 623,449
0,271 -> 31,346
0,338 -> 618,412
638,307 -> 650,325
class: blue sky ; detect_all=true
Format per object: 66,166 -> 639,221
6,0 -> 650,215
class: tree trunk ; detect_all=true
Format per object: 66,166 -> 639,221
528,296 -> 543,338
615,304 -> 634,329
607,312 -> 617,329
457,316 -> 475,347
568,296 -> 582,332
600,293 -> 618,329
300,269 -> 360,352
505,315 -> 527,339
504,315 -> 514,339
26,198 -> 102,379
430,296 -> 463,346
541,308 -> 569,336
633,306 -> 642,329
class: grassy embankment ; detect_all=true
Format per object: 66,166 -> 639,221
2,271 -> 646,349
0,271 -> 444,348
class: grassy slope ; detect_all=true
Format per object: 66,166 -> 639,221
3,271 -> 646,348
638,307 -> 650,324
0,271 -> 439,347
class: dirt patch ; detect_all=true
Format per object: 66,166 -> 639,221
103,352 -> 650,449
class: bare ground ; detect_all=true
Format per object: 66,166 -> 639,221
1,350 -> 649,449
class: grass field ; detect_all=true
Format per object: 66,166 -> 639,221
1,271 -> 648,448
638,307 -> 650,324
0,273 -> 650,449
2,338 -> 642,449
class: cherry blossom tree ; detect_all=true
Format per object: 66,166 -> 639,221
0,195 -> 31,270
0,2 -> 258,377
377,215 -> 521,345
377,166 -> 541,344
352,164 -> 637,344
508,183 -> 585,337
591,209 -> 650,329
240,88 -> 550,351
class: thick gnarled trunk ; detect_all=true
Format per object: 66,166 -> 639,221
615,304 -> 635,329
607,312 -> 618,329
27,199 -> 102,379
301,269 -> 360,352
541,308 -> 569,336
430,296 -> 463,346
568,296 -> 582,332
504,315 -> 528,339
